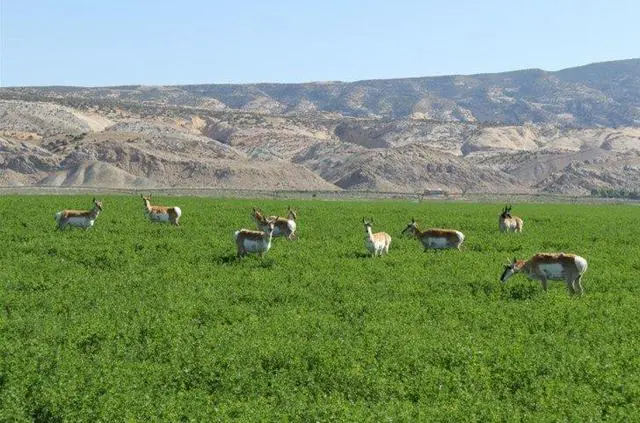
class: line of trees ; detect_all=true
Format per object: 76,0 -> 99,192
591,187 -> 640,199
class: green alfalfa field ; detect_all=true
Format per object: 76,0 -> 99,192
1,195 -> 640,421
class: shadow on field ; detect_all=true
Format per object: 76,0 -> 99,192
341,251 -> 377,259
500,283 -> 542,300
214,254 -> 239,265
213,253 -> 277,268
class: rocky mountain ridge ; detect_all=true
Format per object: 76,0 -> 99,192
1,59 -> 640,195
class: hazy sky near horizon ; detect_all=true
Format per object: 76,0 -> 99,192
1,0 -> 639,87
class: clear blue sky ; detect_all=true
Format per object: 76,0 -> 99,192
1,0 -> 639,87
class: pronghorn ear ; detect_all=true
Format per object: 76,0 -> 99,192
362,217 -> 366,223
412,217 -> 416,223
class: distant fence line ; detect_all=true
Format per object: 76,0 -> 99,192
0,186 -> 638,204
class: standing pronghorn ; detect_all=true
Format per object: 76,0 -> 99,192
141,195 -> 182,225
234,217 -> 276,257
251,206 -> 297,240
55,198 -> 104,230
401,218 -> 465,250
500,253 -> 588,295
362,217 -> 392,257
499,205 -> 523,233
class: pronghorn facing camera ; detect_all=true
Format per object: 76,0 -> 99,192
499,205 -> 523,233
362,217 -> 392,257
401,218 -> 465,250
234,218 -> 276,257
500,253 -> 588,295
141,195 -> 182,225
55,198 -> 103,230
252,206 -> 297,240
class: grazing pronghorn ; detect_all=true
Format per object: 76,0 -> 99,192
251,206 -> 297,240
401,218 -> 465,250
234,218 -> 276,257
362,217 -> 392,257
500,253 -> 588,295
55,198 -> 103,230
141,195 -> 182,225
499,205 -> 523,233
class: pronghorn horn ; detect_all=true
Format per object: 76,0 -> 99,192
362,217 -> 366,223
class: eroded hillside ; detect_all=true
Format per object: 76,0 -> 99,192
1,59 -> 640,195
1,96 -> 640,195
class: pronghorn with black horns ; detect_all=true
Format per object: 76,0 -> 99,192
251,206 -> 297,240
401,218 -> 465,250
234,216 -> 276,258
500,253 -> 588,295
362,217 -> 392,257
55,198 -> 104,230
141,194 -> 182,225
499,204 -> 523,233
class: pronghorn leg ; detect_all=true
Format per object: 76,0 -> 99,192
573,275 -> 584,296
565,278 -> 576,295
539,275 -> 548,292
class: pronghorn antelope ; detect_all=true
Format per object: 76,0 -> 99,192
234,218 -> 276,257
499,205 -> 523,233
141,195 -> 182,225
55,198 -> 103,230
362,217 -> 392,257
251,206 -> 297,240
401,218 -> 465,250
500,253 -> 588,295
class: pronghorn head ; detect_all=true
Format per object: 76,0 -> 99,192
401,218 -> 418,237
141,194 -> 152,206
93,198 -> 104,211
252,207 -> 264,223
287,206 -> 297,221
362,217 -> 374,233
500,257 -> 524,283
500,205 -> 512,219
264,217 -> 276,234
